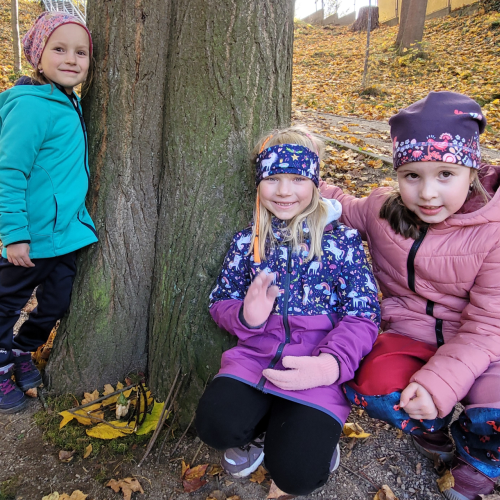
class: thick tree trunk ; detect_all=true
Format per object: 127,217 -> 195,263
45,0 -> 170,392
351,6 -> 379,32
46,0 -> 294,414
148,0 -> 294,418
11,0 -> 21,73
396,0 -> 428,53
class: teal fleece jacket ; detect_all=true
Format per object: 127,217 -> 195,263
0,83 -> 98,259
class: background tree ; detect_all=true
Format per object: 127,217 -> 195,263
11,0 -> 21,73
351,6 -> 379,32
45,0 -> 294,418
396,0 -> 429,53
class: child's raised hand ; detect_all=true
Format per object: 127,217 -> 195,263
7,243 -> 35,268
262,353 -> 340,391
399,382 -> 438,420
242,271 -> 279,327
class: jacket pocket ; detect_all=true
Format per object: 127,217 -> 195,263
26,165 -> 56,235
53,193 -> 78,233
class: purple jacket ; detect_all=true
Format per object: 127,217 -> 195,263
209,220 -> 380,424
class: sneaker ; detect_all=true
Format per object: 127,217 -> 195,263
412,430 -> 454,463
442,456 -> 497,500
221,434 -> 265,478
330,444 -> 340,473
0,364 -> 27,414
13,351 -> 42,392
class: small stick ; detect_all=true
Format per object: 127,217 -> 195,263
170,410 -> 196,457
67,385 -> 136,410
340,463 -> 380,490
139,367 -> 182,466
191,440 -> 204,464
157,392 -> 182,463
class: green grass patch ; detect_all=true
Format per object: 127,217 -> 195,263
0,476 -> 21,500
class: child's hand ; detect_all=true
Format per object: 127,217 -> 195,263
262,353 -> 340,391
7,243 -> 35,267
242,271 -> 279,327
399,382 -> 438,420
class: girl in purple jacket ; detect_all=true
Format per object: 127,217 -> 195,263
195,126 -> 380,496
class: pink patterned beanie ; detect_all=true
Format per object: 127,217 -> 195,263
22,11 -> 93,69
389,91 -> 486,170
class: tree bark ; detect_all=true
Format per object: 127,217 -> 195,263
46,0 -> 294,416
148,0 -> 294,418
11,0 -> 21,73
396,0 -> 428,53
351,6 -> 379,32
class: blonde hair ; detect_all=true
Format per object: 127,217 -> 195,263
380,168 -> 491,239
250,125 -> 328,262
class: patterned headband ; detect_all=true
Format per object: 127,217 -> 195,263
255,144 -> 320,186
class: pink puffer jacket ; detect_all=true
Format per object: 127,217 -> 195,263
320,165 -> 500,418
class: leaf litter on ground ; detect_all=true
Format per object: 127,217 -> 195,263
106,477 -> 144,500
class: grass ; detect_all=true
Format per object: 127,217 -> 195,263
0,476 -> 21,500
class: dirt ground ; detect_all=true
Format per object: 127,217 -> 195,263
2,111 -> 500,500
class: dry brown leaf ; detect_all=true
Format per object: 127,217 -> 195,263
181,463 -> 209,493
437,470 -> 455,492
249,465 -> 268,484
103,384 -> 115,395
227,497 -> 240,500
267,480 -> 295,499
373,484 -> 398,500
206,490 -> 225,500
343,422 -> 370,438
81,389 -> 99,405
25,387 -> 38,398
106,477 -> 144,500
58,450 -> 75,462
207,464 -> 224,476
83,444 -> 92,459
415,462 -> 422,475
58,492 -> 88,500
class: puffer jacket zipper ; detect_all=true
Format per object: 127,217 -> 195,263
406,226 -> 444,347
257,242 -> 292,390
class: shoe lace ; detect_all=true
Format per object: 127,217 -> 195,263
0,378 -> 15,395
18,361 -> 33,374
239,439 -> 264,452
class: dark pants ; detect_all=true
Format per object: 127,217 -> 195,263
195,377 -> 342,496
0,252 -> 77,366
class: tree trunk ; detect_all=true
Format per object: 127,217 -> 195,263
45,0 -> 294,418
361,0 -> 372,88
351,6 -> 379,32
11,0 -> 21,73
396,0 -> 428,53
148,0 -> 294,420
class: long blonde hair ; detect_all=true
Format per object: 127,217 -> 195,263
250,125 -> 328,262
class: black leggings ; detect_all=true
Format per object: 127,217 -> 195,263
195,377 -> 342,496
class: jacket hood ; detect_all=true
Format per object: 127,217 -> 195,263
440,164 -> 500,228
0,80 -> 78,108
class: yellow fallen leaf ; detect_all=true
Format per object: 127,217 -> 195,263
81,389 -> 99,405
42,493 -> 60,500
249,465 -> 267,484
103,384 -> 114,395
136,401 -> 166,435
116,381 -> 124,390
107,478 -> 144,500
59,403 -> 103,428
83,444 -> 92,459
437,470 -> 455,492
102,388 -> 133,407
343,422 -> 371,438
58,492 -> 87,500
86,420 -> 134,439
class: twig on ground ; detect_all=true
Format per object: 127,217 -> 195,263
191,440 -> 204,464
139,367 -> 182,467
157,384 -> 183,463
340,463 -> 380,490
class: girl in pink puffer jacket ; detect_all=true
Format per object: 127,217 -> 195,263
321,91 -> 500,500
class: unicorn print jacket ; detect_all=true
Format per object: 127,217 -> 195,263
209,219 -> 381,424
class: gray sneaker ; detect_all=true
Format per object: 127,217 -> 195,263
221,434 -> 265,478
330,444 -> 340,473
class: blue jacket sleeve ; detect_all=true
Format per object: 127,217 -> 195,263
0,96 -> 50,246
312,231 -> 381,384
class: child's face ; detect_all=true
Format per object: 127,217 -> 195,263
397,161 -> 473,223
38,23 -> 90,92
259,173 -> 314,221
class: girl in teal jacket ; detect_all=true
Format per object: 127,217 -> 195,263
0,12 -> 97,413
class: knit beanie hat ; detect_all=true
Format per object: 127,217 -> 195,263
389,91 -> 486,170
255,144 -> 320,187
22,12 -> 93,69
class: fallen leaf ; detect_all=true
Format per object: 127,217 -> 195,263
181,463 -> 209,493
227,497 -> 240,500
249,465 -> 268,484
184,463 -> 209,480
206,490 -> 225,500
267,480 -> 294,499
103,384 -> 115,395
395,429 -> 404,439
25,387 -> 38,398
81,389 -> 99,405
374,485 -> 398,500
59,403 -> 103,428
106,477 -> 144,500
59,492 -> 88,500
83,444 -> 92,459
136,401 -> 165,435
86,420 -> 134,439
415,462 -> 422,475
42,494 -> 60,500
437,470 -> 455,492
58,450 -> 75,462
343,422 -> 371,438
207,464 -> 224,476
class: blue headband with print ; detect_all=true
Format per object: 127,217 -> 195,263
255,144 -> 320,187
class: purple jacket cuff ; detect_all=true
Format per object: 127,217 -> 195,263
210,299 -> 268,340
312,315 -> 379,385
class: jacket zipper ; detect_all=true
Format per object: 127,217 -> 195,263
406,226 -> 444,347
257,243 -> 292,390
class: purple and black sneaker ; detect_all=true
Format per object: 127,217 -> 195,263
0,364 -> 27,414
13,351 -> 42,392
